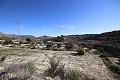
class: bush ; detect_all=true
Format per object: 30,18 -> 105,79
44,55 -> 64,78
26,38 -> 32,43
57,44 -> 62,48
0,55 -> 7,62
102,57 -> 120,75
65,43 -> 73,51
63,68 -> 81,80
3,40 -> 13,45
44,55 -> 94,80
76,47 -> 84,55
0,61 -> 36,80
20,61 -> 36,74
44,55 -> 86,80
46,43 -> 53,50
99,54 -> 107,58
64,68 -> 94,80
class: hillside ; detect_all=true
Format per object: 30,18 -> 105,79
1,30 -> 120,41
7,34 -> 36,39
0,32 -> 8,37
96,30 -> 120,41
61,30 -> 120,57
65,30 -> 120,41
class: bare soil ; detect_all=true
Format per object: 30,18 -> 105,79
0,48 -> 116,80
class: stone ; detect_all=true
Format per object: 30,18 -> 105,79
44,77 -> 54,80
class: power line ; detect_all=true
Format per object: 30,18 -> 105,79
13,20 -> 20,41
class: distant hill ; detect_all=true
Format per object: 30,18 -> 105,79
37,35 -> 52,39
7,34 -> 36,39
0,32 -> 51,39
95,30 -> 120,41
1,30 -> 120,40
65,34 -> 98,41
65,30 -> 120,41
0,32 -> 9,37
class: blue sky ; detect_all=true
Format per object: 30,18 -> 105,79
0,0 -> 120,36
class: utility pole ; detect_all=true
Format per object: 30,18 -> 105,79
13,20 -> 20,42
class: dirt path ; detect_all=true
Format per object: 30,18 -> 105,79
2,49 -> 116,80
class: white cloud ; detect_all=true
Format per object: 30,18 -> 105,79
60,25 -> 77,30
35,27 -> 52,33
66,26 -> 75,30
98,28 -> 102,30
35,29 -> 40,31
61,25 -> 66,28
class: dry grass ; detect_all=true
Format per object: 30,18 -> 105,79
44,55 -> 95,80
0,61 -> 36,80
44,55 -> 65,79
0,48 -> 32,56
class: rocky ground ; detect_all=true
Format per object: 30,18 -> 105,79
0,48 -> 116,80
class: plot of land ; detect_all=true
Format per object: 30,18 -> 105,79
0,48 -> 116,80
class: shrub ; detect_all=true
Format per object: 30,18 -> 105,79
3,40 -> 13,45
102,57 -> 120,75
99,54 -> 107,58
26,38 -> 32,43
46,43 -> 53,50
57,44 -> 62,48
44,55 -> 65,78
0,55 -> 7,62
64,68 -> 95,80
44,55 -> 94,80
0,61 -> 36,80
76,47 -> 84,55
20,61 -> 36,74
65,43 -> 73,51
108,64 -> 120,74
63,68 -> 81,80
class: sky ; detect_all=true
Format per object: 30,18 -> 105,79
0,0 -> 120,37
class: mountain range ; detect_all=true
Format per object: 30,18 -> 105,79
0,30 -> 120,41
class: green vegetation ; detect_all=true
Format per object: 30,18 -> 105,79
3,40 -> 13,45
63,68 -> 81,80
46,42 -> 53,50
57,43 -> 62,48
102,57 -> 120,75
43,35 -> 64,43
76,47 -> 84,55
64,68 -> 94,80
